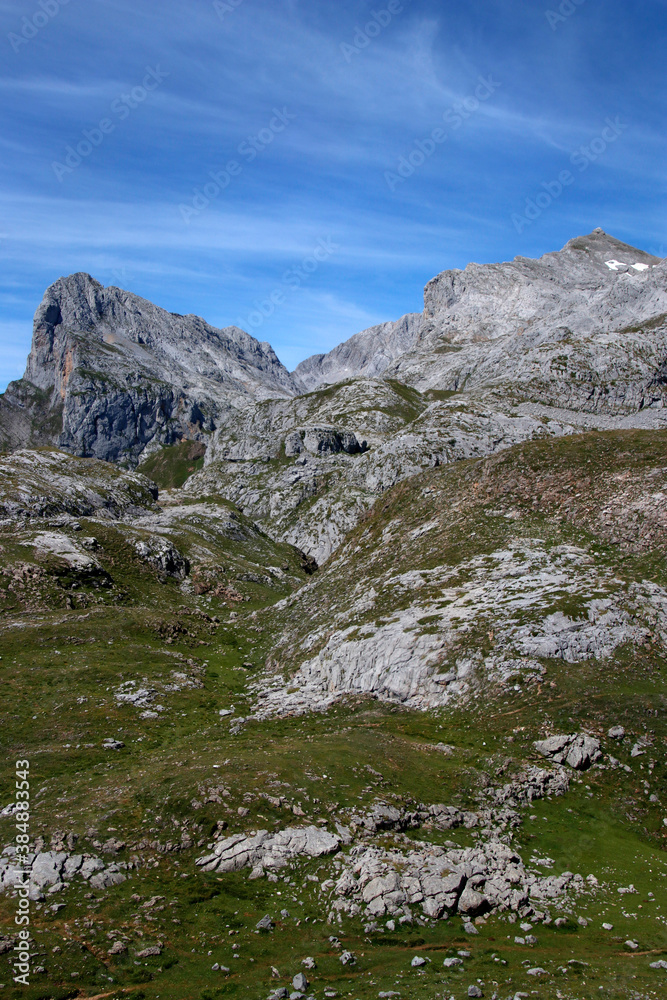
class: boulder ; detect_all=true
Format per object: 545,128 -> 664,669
534,734 -> 601,770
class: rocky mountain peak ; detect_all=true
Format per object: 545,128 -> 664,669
1,231 -> 664,469
1,274 -> 299,464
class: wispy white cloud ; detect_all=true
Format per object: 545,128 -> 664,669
1,0 -> 665,391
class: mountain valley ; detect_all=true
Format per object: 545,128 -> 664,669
0,230 -> 665,1000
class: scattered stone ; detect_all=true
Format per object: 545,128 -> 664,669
292,973 -> 309,992
108,941 -> 127,956
411,956 -> 426,967
526,967 -> 547,976
607,726 -> 625,740
340,951 -> 356,965
444,957 -> 462,968
649,960 -> 667,970
102,739 -> 125,751
136,945 -> 162,958
302,957 -> 316,969
468,987 -> 483,998
625,940 -> 639,950
602,922 -> 614,930
256,915 -> 274,932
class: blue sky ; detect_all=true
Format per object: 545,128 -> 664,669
1,0 -> 665,388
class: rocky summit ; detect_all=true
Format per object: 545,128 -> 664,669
0,272 -> 297,465
0,231 -> 665,1000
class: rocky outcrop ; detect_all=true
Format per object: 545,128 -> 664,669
325,838 -> 587,923
196,826 -> 341,877
534,734 -> 602,771
0,849 -> 126,900
284,427 -> 367,457
252,541 -> 660,718
134,536 -> 190,580
0,448 -> 158,520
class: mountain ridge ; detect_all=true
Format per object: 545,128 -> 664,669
1,229 -> 665,550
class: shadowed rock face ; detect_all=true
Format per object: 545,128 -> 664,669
0,273 -> 299,465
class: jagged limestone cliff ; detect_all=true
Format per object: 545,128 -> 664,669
0,272 -> 298,465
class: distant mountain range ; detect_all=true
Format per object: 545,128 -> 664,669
1,228 -> 665,561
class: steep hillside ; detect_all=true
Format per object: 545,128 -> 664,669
0,432 -> 665,1000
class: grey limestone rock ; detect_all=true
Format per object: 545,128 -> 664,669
457,886 -> 488,917
0,850 -> 124,898
196,825 -> 340,874
533,734 -> 602,770
136,945 -> 162,958
0,272 -> 298,464
134,536 -> 190,580
3,231 -> 667,573
293,313 -> 422,390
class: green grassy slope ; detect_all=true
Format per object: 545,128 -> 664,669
0,433 -> 665,1000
